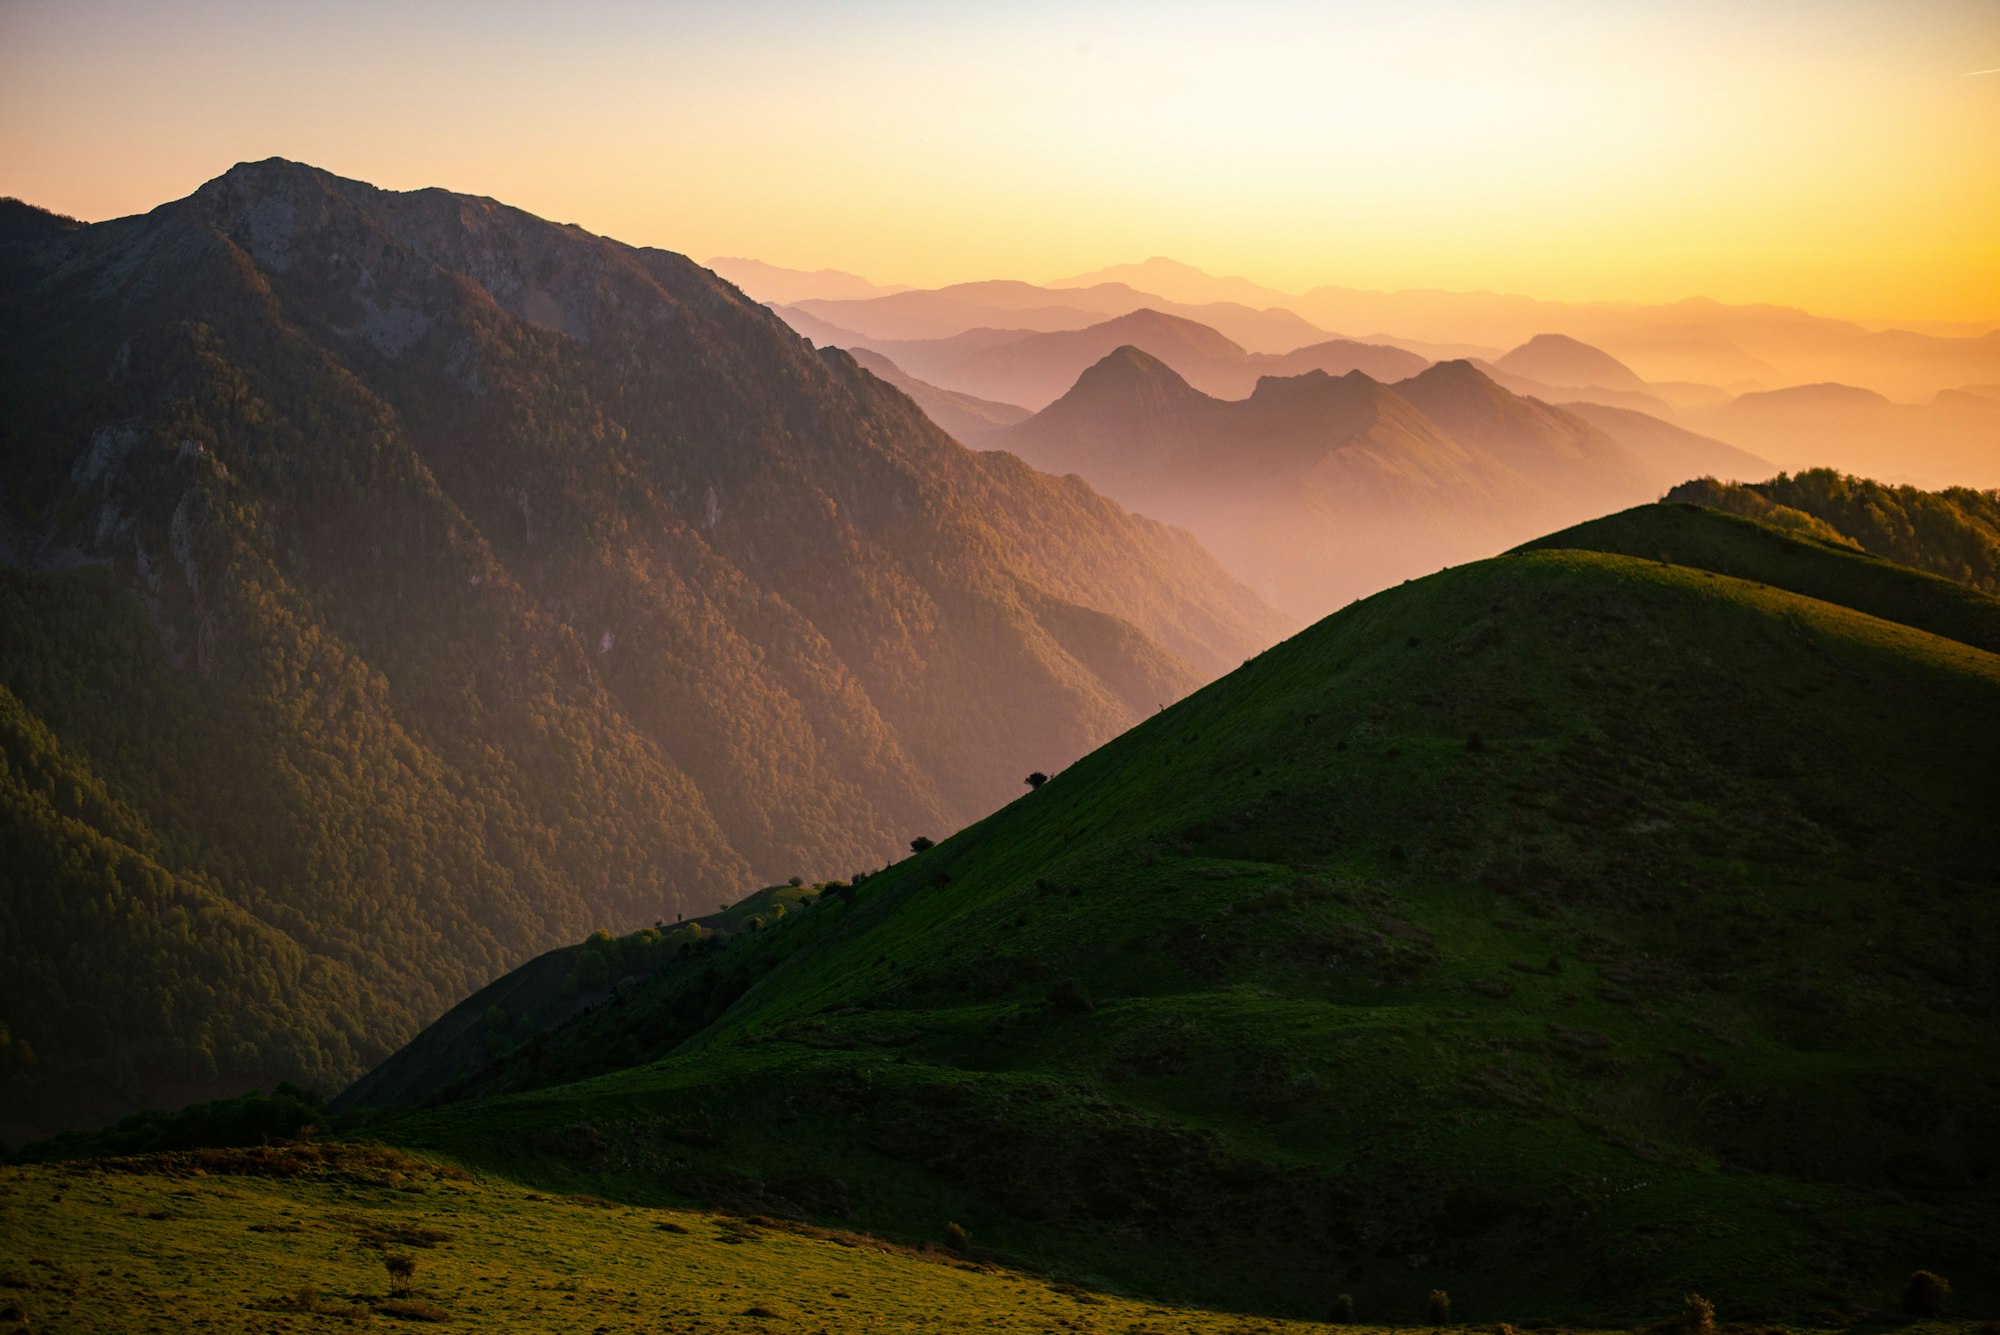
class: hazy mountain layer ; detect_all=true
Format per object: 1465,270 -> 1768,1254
989,349 -> 1762,617
841,255 -> 2000,400
1684,383 -> 2000,488
784,307 -> 1428,410
844,347 -> 1030,445
789,279 -> 1331,354
0,164 -> 1283,1138
1491,333 -> 1650,392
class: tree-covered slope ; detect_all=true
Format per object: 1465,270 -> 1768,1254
370,504 -> 2000,1324
0,160 -> 1284,1138
1668,470 -> 2000,594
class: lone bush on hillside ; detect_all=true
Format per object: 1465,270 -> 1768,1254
1427,1289 -> 1451,1324
383,1253 -> 418,1296
910,836 -> 935,854
1681,1292 -> 1716,1335
1025,771 -> 1049,789
1904,1271 -> 1951,1317
944,1221 -> 971,1253
1331,1293 -> 1355,1321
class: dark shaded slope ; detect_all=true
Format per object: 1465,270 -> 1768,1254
0,162 -> 1283,1134
379,505 -> 2000,1323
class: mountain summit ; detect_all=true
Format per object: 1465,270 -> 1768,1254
0,160 -> 1284,1137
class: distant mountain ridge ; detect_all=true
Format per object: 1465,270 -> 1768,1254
0,161 -> 1284,1138
703,256 -> 910,303
844,347 -> 1031,444
843,308 -> 1428,410
993,350 -> 1766,616
1493,333 -> 1650,392
762,253 -> 2000,399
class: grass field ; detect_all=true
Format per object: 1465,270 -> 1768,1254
1,1146 -> 1990,1334
0,1144 -> 1376,1332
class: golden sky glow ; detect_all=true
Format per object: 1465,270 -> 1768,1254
3,0 -> 1997,322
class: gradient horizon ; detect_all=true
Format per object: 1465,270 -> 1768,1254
4,0 -> 1996,324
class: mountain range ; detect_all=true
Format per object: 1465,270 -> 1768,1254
1683,383 -> 2000,488
736,256 -> 2000,406
743,265 -> 1995,493
988,348 -> 1767,616
0,162 -> 1284,1140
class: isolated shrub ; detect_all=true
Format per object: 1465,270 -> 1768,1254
1904,1271 -> 1951,1317
383,1253 -> 418,1296
909,836 -> 935,854
1025,771 -> 1049,789
1047,978 -> 1094,1015
944,1221 -> 971,1253
788,876 -> 803,887
1427,1289 -> 1451,1324
1681,1292 -> 1716,1335
1331,1293 -> 1355,1321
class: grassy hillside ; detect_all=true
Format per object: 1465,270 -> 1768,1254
354,504 -> 2000,1324
0,1146 -> 1351,1332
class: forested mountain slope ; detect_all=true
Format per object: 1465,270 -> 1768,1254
0,162 -> 1283,1139
1668,469 -> 2000,594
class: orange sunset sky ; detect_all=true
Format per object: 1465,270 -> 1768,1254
3,0 -> 1997,324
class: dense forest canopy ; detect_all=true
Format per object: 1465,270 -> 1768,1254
1669,470 -> 2000,594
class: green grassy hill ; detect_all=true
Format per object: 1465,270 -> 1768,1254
346,503 -> 1999,1324
0,1145 -> 1356,1332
